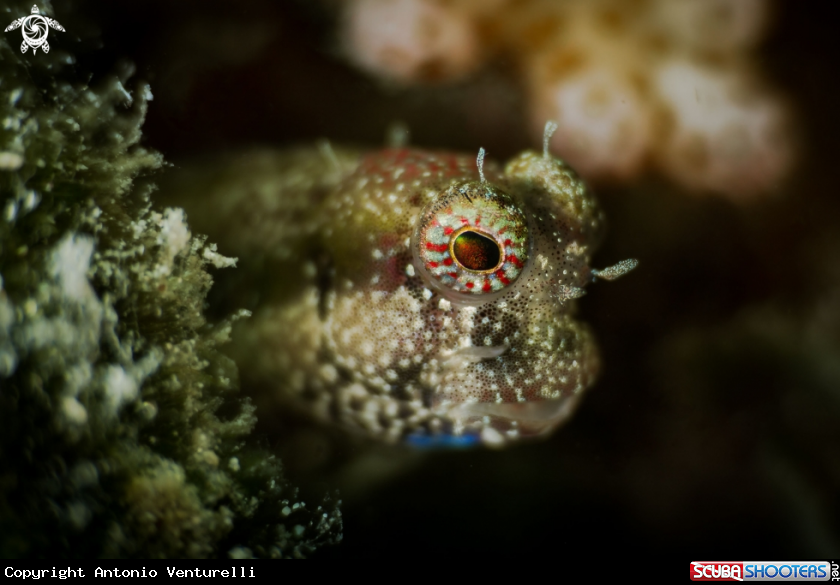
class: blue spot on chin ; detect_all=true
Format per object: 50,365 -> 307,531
405,433 -> 481,449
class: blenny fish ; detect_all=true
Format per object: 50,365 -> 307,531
171,128 -> 636,447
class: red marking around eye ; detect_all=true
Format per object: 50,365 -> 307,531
443,258 -> 453,266
444,227 -> 453,235
475,216 -> 481,226
498,227 -> 507,235
504,239 -> 512,246
426,243 -> 448,252
429,262 -> 439,268
448,272 -> 459,278
508,254 -> 523,268
495,270 -> 510,285
482,279 -> 492,292
465,282 -> 474,289
460,218 -> 469,224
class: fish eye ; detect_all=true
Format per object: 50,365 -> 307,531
414,182 -> 529,297
450,227 -> 503,273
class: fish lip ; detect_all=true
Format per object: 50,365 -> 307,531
428,341 -> 584,435
431,394 -> 583,442
447,397 -> 580,424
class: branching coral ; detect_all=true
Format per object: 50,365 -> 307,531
0,0 -> 340,558
338,0 -> 794,199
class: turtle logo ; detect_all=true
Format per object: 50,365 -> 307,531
5,5 -> 65,54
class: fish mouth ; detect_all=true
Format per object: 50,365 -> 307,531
432,344 -> 582,440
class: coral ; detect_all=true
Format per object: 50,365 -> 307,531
652,60 -> 790,196
336,0 -> 794,199
343,0 -> 483,84
0,0 -> 340,558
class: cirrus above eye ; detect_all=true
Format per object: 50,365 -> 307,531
414,182 -> 530,296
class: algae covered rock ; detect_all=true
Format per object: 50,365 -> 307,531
0,0 -> 340,558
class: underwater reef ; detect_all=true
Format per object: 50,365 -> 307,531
3,0 -> 839,561
0,0 -> 340,558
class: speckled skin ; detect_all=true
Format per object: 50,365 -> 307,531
182,144 -> 625,447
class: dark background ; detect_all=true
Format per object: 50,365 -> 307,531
62,0 -> 840,557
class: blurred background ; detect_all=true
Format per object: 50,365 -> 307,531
63,0 -> 839,557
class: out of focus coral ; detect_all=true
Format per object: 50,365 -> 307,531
0,0 -> 340,558
343,0 -> 483,83
338,0 -> 794,199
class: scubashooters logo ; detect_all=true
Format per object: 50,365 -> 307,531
4,5 -> 64,54
690,561 -> 833,581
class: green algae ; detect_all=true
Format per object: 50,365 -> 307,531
0,0 -> 340,558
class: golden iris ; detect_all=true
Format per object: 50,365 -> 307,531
450,228 -> 503,273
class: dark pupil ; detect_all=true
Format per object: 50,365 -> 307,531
452,230 -> 501,271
